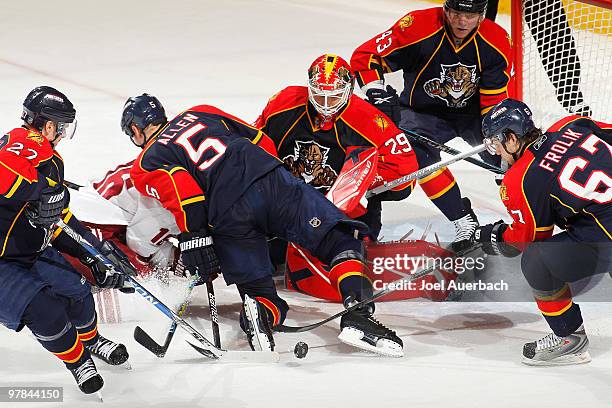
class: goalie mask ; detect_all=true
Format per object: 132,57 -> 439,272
307,54 -> 354,119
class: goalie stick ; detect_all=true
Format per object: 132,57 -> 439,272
274,244 -> 481,333
55,220 -> 279,362
366,144 -> 487,198
399,127 -> 506,175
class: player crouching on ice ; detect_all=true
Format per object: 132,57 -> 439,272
121,94 -> 404,357
0,87 -> 131,396
473,98 -> 611,365
257,54 -> 465,302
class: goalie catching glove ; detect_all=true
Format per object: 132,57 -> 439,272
80,240 -> 135,289
178,231 -> 221,285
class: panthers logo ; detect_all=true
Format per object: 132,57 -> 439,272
283,140 -> 337,190
373,115 -> 389,132
27,131 -> 45,145
424,63 -> 479,108
499,183 -> 509,201
398,14 -> 414,31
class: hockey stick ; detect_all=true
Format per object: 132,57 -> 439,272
274,244 -> 481,333
167,236 -> 222,348
61,179 -> 222,354
366,144 -> 487,198
133,276 -> 198,357
63,180 -> 84,190
206,281 -> 222,348
399,127 -> 506,175
55,220 -> 279,362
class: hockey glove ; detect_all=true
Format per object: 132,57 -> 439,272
365,85 -> 401,125
25,184 -> 69,228
472,221 -> 521,257
80,240 -> 134,289
178,231 -> 221,285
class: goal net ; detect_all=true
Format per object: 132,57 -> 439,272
511,0 -> 612,128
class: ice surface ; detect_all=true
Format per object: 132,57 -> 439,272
1,1 -> 610,407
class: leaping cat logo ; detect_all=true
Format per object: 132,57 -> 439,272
283,140 -> 337,189
424,63 -> 479,108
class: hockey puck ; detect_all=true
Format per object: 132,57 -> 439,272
293,341 -> 308,359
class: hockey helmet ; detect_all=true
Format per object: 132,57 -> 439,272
307,54 -> 354,118
121,93 -> 167,143
22,86 -> 77,139
444,0 -> 488,14
482,98 -> 536,152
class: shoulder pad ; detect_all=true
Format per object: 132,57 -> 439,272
340,96 -> 399,145
265,86 -> 308,114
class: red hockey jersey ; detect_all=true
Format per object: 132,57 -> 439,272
256,86 -> 419,194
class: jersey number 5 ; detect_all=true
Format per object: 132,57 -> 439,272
174,123 -> 227,171
558,134 -> 612,204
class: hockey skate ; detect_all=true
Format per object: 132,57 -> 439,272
450,197 -> 479,252
522,325 -> 591,366
243,295 -> 275,352
338,302 -> 403,357
69,355 -> 104,395
85,335 -> 130,367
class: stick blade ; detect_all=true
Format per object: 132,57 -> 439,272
134,326 -> 168,358
186,341 -> 219,360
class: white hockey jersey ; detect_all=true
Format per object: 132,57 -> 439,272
70,161 -> 180,263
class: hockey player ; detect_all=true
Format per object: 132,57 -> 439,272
68,159 -> 181,281
256,54 -> 419,240
0,87 -> 131,394
351,0 -> 513,251
122,94 -> 403,357
474,98 -> 611,365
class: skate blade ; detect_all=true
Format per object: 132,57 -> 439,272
521,351 -> 592,366
120,361 -> 132,370
243,295 -> 273,352
338,328 -> 404,358
96,391 -> 103,403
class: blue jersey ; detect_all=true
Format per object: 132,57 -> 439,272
131,105 -> 281,232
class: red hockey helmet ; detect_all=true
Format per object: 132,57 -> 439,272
307,54 -> 354,119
